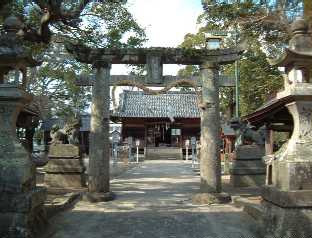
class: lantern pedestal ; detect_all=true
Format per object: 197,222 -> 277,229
0,85 -> 46,238
262,18 -> 312,238
262,99 -> 312,237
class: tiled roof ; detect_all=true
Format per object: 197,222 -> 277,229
112,91 -> 200,119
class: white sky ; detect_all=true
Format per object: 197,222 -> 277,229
111,0 -> 203,76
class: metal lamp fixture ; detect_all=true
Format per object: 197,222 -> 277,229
135,139 -> 140,147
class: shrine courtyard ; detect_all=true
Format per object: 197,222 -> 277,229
39,160 -> 260,238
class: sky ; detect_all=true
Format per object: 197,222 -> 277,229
111,0 -> 203,76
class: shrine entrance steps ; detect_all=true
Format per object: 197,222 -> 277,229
145,147 -> 183,160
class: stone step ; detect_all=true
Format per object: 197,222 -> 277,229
232,196 -> 264,222
146,148 -> 183,160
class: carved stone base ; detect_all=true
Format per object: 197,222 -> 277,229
0,86 -> 47,238
44,144 -> 86,189
0,187 -> 47,238
44,174 -> 86,188
262,186 -> 312,208
262,200 -> 312,238
271,160 -> 312,191
230,145 -> 265,187
231,174 -> 266,187
49,144 -> 80,158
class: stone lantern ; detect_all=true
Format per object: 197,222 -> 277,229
0,16 -> 46,238
262,17 -> 312,237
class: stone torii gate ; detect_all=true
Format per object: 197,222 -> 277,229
66,44 -> 241,199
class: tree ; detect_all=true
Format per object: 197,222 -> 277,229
179,0 -> 305,117
0,0 -> 147,118
201,0 -> 303,57
27,45 -> 93,119
0,0 -> 130,44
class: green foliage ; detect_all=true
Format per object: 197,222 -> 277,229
178,0 -> 302,118
27,44 -> 93,119
180,32 -> 206,49
0,1 -> 147,119
201,0 -> 303,56
178,65 -> 200,77
70,2 -> 147,48
238,49 -> 283,115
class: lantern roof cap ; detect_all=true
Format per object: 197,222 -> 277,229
3,16 -> 23,32
269,17 -> 312,67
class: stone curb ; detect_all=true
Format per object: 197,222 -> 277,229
45,192 -> 82,218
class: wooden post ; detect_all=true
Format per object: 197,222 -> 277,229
199,62 -> 221,193
265,126 -> 274,155
88,61 -> 111,193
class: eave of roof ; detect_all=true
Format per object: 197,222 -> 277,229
243,95 -> 312,126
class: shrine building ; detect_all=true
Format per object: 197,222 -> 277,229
111,90 -> 201,159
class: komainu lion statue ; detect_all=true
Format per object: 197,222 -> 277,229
230,118 -> 265,148
50,124 -> 66,144
50,117 -> 81,145
65,118 -> 81,145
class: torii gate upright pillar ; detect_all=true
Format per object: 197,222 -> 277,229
199,62 -> 221,193
88,61 -> 112,198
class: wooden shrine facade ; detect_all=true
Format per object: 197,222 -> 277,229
111,91 -> 200,152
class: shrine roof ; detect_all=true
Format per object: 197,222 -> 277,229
111,91 -> 200,119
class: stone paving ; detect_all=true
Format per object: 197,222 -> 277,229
39,160 -> 260,238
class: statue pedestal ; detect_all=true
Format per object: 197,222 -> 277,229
44,144 -> 86,188
0,85 -> 46,238
262,100 -> 312,237
230,145 -> 266,187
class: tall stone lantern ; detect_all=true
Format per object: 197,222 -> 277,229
0,16 -> 46,238
262,17 -> 312,237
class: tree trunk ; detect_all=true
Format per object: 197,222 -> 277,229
304,0 -> 312,30
88,62 -> 111,193
199,62 -> 222,193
